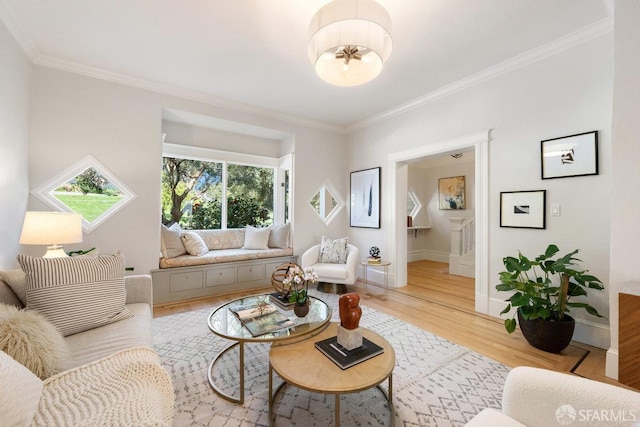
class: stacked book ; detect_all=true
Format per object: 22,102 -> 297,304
367,257 -> 382,264
315,336 -> 384,369
269,292 -> 295,309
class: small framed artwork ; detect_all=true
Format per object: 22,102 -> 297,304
541,131 -> 598,179
500,190 -> 546,229
438,176 -> 466,210
350,167 -> 381,228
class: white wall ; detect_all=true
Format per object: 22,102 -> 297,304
607,0 -> 640,378
0,21 -> 31,269
348,34 -> 613,348
27,66 -> 347,274
408,160 -> 475,262
162,120 -> 283,158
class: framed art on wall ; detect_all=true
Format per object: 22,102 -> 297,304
500,190 -> 546,229
541,131 -> 598,179
350,167 -> 381,228
438,176 -> 466,210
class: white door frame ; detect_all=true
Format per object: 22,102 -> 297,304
387,130 -> 490,314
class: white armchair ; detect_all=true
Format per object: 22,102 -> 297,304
465,366 -> 640,427
301,244 -> 360,294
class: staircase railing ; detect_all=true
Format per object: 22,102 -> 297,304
448,217 -> 475,278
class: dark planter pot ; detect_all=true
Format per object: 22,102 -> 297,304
517,309 -> 575,353
293,303 -> 309,318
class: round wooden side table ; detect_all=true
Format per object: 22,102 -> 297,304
268,323 -> 395,426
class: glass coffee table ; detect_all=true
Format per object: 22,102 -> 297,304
207,294 -> 332,404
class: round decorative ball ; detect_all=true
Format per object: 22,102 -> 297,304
369,246 -> 380,258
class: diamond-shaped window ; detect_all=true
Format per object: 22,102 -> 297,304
309,180 -> 344,225
407,190 -> 422,219
32,155 -> 137,233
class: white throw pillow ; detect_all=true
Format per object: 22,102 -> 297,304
18,253 -> 133,337
268,223 -> 291,249
160,223 -> 187,258
0,350 -> 43,427
0,304 -> 68,379
181,232 -> 209,256
0,269 -> 26,305
318,236 -> 348,264
242,226 -> 270,250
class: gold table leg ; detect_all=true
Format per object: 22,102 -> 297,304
207,341 -> 245,404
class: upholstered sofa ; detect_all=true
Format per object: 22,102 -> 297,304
301,240 -> 359,293
0,264 -> 174,426
465,366 -> 640,427
0,270 -> 155,369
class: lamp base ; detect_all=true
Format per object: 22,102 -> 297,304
43,245 -> 69,258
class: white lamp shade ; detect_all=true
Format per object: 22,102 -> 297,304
19,211 -> 83,246
308,0 -> 392,86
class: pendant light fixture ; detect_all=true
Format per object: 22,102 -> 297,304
308,0 -> 392,87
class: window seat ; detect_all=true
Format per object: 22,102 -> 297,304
152,226 -> 296,304
159,247 -> 293,268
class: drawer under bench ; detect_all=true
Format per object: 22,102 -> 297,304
151,255 -> 298,305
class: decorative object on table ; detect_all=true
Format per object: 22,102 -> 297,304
368,246 -> 381,264
282,264 -> 318,317
337,293 -> 363,350
19,211 -> 83,258
270,262 -> 299,308
541,130 -> 598,180
407,215 -> 413,227
500,190 -> 546,229
496,244 -> 605,353
350,167 -> 381,228
438,176 -> 465,210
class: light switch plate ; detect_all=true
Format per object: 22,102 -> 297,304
551,204 -> 561,216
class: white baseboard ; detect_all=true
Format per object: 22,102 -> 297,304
606,348 -> 618,380
408,250 -> 449,263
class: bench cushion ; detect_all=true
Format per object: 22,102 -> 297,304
159,248 -> 294,268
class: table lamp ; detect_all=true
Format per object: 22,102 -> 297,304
19,211 -> 83,258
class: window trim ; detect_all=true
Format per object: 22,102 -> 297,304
31,154 -> 137,234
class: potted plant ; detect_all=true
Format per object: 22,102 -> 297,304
496,244 -> 605,353
282,265 -> 318,317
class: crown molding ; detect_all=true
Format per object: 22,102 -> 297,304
0,1 -> 611,137
33,54 -> 346,135
0,0 -> 345,137
0,0 -> 39,61
347,17 -> 613,133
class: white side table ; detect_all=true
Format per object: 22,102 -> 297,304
359,260 -> 391,300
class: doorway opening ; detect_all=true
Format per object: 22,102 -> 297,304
387,130 -> 490,314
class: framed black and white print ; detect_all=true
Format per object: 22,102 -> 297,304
541,131 -> 598,179
350,167 -> 381,228
500,190 -> 546,229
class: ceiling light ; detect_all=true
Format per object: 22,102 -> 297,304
308,0 -> 392,87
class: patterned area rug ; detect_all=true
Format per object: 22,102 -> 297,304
153,290 -> 510,426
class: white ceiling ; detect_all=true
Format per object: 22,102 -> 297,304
1,0 -> 612,130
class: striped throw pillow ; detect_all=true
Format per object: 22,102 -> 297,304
17,253 -> 133,337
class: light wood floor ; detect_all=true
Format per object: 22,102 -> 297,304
154,260 -> 624,388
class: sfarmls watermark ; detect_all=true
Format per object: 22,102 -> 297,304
556,405 -> 638,425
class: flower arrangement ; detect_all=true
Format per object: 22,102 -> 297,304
282,265 -> 318,305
